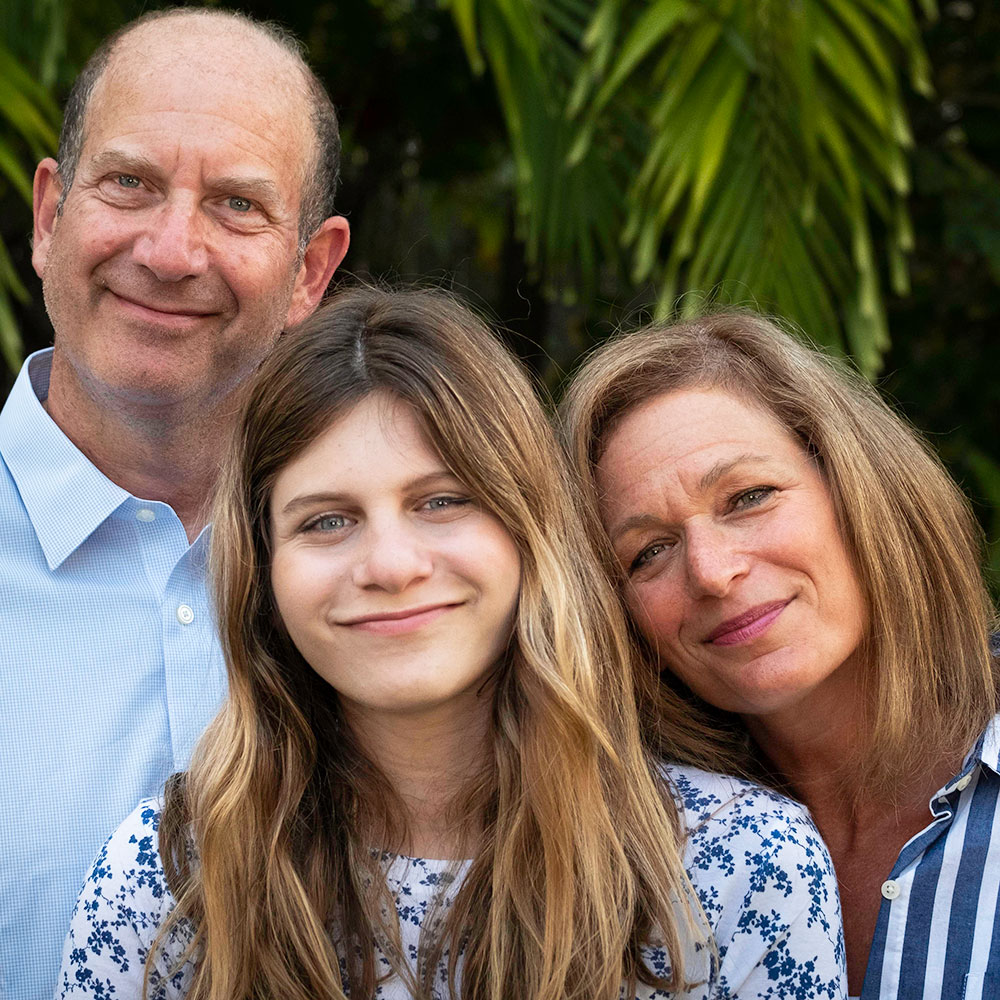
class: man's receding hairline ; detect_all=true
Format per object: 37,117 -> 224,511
95,11 -> 314,115
56,7 -> 341,242
83,9 -> 319,218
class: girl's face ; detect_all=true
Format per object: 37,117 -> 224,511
269,393 -> 522,721
595,387 -> 867,724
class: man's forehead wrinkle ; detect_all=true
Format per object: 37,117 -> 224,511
83,65 -> 312,206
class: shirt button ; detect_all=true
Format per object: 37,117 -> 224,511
881,880 -> 901,901
176,604 -> 195,625
136,508 -> 156,522
956,774 -> 972,792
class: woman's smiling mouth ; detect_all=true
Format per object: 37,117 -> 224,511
704,600 -> 791,646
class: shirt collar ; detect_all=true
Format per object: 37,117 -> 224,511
0,348 -> 131,570
973,714 -> 1000,776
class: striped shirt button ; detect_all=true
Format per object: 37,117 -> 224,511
176,604 -> 195,625
955,773 -> 972,791
881,879 -> 901,900
136,508 -> 156,522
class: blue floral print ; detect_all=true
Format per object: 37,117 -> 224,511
56,765 -> 846,998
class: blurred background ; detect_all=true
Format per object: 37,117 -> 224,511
2,0 -> 998,589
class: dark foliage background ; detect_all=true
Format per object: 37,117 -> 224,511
1,0 -> 997,589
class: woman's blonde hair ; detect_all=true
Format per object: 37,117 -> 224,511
152,286 -> 711,1000
560,310 -> 998,801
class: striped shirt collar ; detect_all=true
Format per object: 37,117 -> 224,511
0,348 -> 130,570
972,714 -> 1000,776
861,712 -> 1000,1000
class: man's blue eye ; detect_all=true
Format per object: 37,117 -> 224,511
117,175 -> 141,188
228,196 -> 253,212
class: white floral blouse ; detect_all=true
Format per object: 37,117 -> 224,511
56,764 -> 846,999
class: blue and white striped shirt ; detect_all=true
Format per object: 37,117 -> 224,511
861,714 -> 1000,999
0,350 -> 226,1000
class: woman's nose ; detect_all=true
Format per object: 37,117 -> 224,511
683,520 -> 749,598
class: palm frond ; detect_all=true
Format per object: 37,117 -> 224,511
0,37 -> 61,373
448,0 -> 935,374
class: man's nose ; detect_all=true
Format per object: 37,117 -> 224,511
351,518 -> 434,593
683,519 -> 749,598
131,197 -> 209,281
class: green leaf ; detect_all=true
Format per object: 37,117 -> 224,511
591,0 -> 691,113
446,0 -> 487,75
0,290 -> 24,376
0,136 -> 33,203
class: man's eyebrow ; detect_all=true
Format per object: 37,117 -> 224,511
83,151 -> 281,206
87,149 -> 161,179
698,453 -> 772,491
205,175 -> 281,205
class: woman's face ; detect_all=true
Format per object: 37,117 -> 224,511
269,393 -> 522,720
595,387 -> 867,721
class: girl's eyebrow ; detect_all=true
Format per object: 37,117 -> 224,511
277,470 -> 462,518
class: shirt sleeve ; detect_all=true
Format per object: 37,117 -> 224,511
54,799 -> 183,999
672,768 -> 847,1000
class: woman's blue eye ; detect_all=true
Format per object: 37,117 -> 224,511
116,174 -> 141,188
310,514 -> 347,532
630,542 -> 668,573
228,196 -> 253,212
732,486 -> 775,510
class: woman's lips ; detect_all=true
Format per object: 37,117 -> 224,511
704,600 -> 791,646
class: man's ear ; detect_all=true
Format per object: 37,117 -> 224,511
284,215 -> 351,329
32,158 -> 63,279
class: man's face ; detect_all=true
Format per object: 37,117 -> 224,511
32,21 -> 348,417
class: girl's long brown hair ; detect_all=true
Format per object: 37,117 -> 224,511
151,287 -> 713,999
560,310 -> 999,804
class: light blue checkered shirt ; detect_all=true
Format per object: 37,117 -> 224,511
0,349 -> 226,1000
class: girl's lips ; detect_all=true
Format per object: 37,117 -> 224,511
704,600 -> 791,646
345,604 -> 456,636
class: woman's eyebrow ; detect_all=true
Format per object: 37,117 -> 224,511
608,453 -> 775,543
698,453 -> 772,491
609,513 -> 664,545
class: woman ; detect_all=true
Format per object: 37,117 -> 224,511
57,289 -> 844,999
560,311 -> 999,1000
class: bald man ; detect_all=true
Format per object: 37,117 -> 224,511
0,10 -> 349,996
